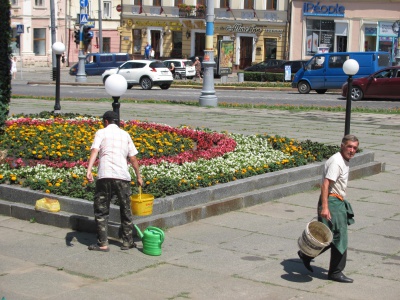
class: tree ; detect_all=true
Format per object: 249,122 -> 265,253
0,1 -> 12,134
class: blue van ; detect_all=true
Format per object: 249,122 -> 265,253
69,53 -> 130,76
292,52 -> 391,94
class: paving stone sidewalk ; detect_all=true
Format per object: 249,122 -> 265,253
1,98 -> 399,299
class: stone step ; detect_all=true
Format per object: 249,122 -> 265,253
0,151 -> 383,237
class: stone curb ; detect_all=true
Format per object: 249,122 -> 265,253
0,151 -> 382,235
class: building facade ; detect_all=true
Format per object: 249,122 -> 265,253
290,0 -> 400,64
10,0 -> 122,68
119,0 -> 290,69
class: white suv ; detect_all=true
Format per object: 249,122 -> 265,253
102,60 -> 173,90
163,59 -> 196,79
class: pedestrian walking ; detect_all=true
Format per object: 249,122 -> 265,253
11,57 -> 17,79
144,43 -> 152,59
298,134 -> 359,283
193,57 -> 202,82
86,111 -> 143,252
169,62 -> 175,78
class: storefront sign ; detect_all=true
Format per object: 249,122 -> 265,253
219,23 -> 263,34
379,22 -> 397,36
303,2 -> 345,17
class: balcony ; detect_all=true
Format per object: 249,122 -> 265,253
178,8 -> 205,19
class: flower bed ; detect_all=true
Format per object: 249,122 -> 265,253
0,113 -> 339,201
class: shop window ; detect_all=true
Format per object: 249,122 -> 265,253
220,0 -> 229,8
171,31 -> 182,58
266,0 -> 277,10
153,0 -> 161,5
133,29 -> 142,54
103,1 -> 111,18
265,38 -> 277,59
103,37 -> 110,53
244,0 -> 254,9
197,0 -> 206,6
33,28 -> 46,55
134,0 -> 142,5
306,19 -> 334,56
174,0 -> 183,6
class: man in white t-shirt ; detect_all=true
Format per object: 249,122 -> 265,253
86,111 -> 143,252
298,134 -> 359,283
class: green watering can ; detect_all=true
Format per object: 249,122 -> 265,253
134,224 -> 165,256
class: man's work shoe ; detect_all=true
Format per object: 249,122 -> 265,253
298,250 -> 314,272
328,272 -> 354,283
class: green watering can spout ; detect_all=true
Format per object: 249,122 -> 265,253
134,224 -> 144,239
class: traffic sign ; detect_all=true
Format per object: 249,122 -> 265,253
80,13 -> 88,24
16,24 -> 24,34
80,0 -> 88,7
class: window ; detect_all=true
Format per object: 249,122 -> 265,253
306,20 -> 335,55
266,0 -> 277,10
244,0 -> 254,9
153,0 -> 161,5
134,0 -> 142,5
174,0 -> 183,6
103,1 -> 111,18
265,38 -> 277,59
328,55 -> 348,68
35,0 -> 44,6
11,0 -> 18,6
220,0 -> 229,8
33,28 -> 46,55
133,29 -> 142,54
103,37 -> 110,53
197,0 -> 206,6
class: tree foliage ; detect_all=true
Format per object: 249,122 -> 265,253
0,1 -> 12,134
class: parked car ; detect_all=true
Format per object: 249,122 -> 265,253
188,56 -> 219,78
102,60 -> 173,90
69,53 -> 130,76
163,59 -> 196,79
244,59 -> 286,72
263,60 -> 308,74
342,66 -> 400,101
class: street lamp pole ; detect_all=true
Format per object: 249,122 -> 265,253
199,0 -> 218,107
104,74 -> 127,126
52,42 -> 65,113
342,59 -> 359,136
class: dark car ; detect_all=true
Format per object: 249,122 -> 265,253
263,60 -> 309,74
342,66 -> 400,101
244,59 -> 286,72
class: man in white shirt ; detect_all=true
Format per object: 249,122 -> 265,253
86,111 -> 143,252
298,134 -> 359,283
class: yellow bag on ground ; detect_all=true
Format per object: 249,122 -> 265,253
35,198 -> 60,212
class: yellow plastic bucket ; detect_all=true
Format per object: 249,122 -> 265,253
131,187 -> 154,216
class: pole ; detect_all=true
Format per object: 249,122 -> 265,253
199,0 -> 218,107
50,0 -> 57,80
344,75 -> 352,135
54,53 -> 61,112
76,6 -> 87,82
112,96 -> 120,127
98,0 -> 103,53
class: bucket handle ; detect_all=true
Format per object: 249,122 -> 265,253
139,186 -> 142,200
310,216 -> 333,226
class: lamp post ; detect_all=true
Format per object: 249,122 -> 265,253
52,42 -> 65,113
104,74 -> 127,126
342,59 -> 359,136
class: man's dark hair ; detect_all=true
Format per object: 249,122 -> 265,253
102,111 -> 117,124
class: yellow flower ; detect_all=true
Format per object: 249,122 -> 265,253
0,174 -> 3,180
45,189 -> 50,193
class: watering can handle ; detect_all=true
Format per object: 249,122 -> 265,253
148,226 -> 165,243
